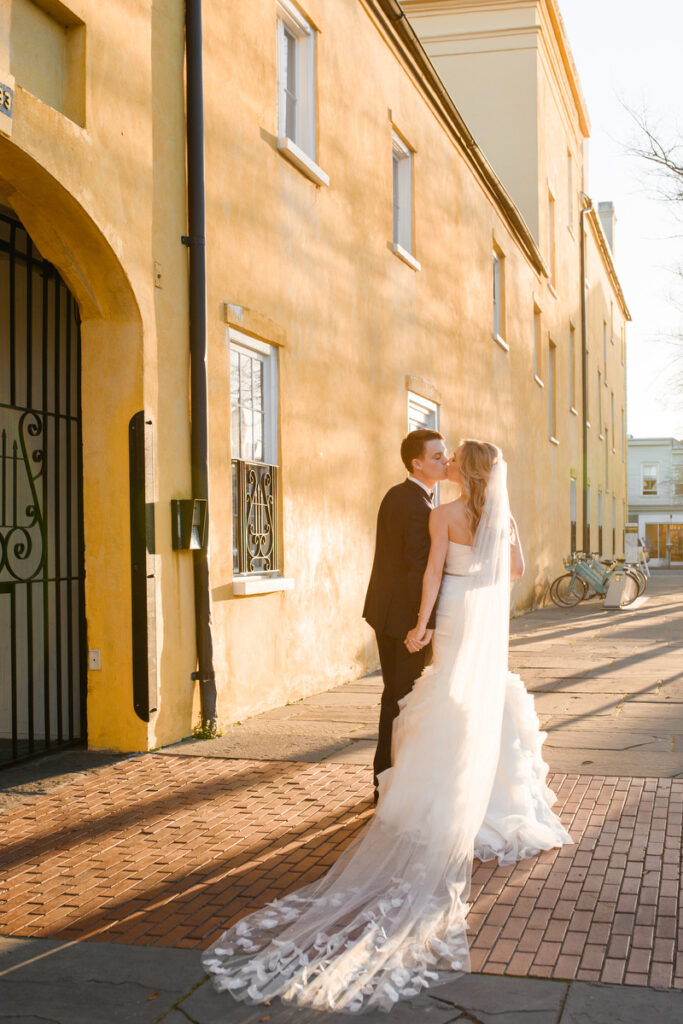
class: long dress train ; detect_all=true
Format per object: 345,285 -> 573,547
202,463 -> 573,1013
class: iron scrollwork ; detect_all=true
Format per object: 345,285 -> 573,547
232,460 -> 278,575
0,410 -> 45,582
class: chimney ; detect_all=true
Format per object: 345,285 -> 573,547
598,201 -> 616,255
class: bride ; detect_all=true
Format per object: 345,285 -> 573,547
202,439 -> 573,1014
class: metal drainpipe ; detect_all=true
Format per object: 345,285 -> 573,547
580,194 -> 593,554
184,0 -> 216,728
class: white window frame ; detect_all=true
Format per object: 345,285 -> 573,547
641,462 -> 658,497
533,304 -> 543,386
569,321 -> 577,413
407,391 -> 439,433
407,391 -> 440,503
392,132 -> 419,269
567,150 -> 574,231
229,328 -> 279,465
276,1 -> 328,187
547,185 -> 556,291
548,339 -> 558,443
493,247 -> 507,350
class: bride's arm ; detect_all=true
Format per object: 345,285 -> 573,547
405,509 -> 449,651
510,514 -> 525,579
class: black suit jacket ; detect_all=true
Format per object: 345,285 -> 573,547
363,480 -> 437,640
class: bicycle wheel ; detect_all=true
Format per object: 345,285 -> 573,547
619,570 -> 641,607
550,573 -> 587,606
629,567 -> 647,596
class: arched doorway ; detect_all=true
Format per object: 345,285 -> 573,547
0,206 -> 86,764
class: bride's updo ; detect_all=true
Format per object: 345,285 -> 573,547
458,439 -> 501,536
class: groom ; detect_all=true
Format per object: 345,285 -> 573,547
363,428 -> 449,803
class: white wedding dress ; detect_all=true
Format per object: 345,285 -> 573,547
202,463 -> 572,1013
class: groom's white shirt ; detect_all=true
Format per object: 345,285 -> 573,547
408,476 -> 433,499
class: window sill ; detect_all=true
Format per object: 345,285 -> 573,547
570,406 -> 579,416
392,243 -> 421,271
233,576 -> 295,596
277,137 -> 329,187
534,375 -> 544,389
567,224 -> 575,240
548,283 -> 558,299
493,333 -> 509,352
599,433 -> 605,441
550,436 -> 560,446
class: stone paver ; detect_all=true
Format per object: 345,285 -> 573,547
2,569 -> 683,1022
0,754 -> 681,993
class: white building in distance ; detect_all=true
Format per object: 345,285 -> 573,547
628,437 -> 683,566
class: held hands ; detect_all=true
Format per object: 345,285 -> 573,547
404,624 -> 433,653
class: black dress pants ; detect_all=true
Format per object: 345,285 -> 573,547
372,631 -> 431,788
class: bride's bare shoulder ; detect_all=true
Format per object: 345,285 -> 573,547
443,497 -> 472,543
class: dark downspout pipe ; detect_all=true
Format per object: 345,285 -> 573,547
579,194 -> 593,554
185,0 -> 216,728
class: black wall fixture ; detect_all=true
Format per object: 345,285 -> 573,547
129,411 -> 158,722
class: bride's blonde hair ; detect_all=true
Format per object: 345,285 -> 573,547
458,439 -> 501,536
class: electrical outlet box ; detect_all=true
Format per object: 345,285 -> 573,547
88,649 -> 101,671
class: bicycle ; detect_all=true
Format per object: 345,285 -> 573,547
550,553 -> 640,607
599,556 -> 647,597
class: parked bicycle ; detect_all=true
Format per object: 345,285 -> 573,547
550,552 -> 642,607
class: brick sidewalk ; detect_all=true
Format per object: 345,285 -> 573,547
1,753 -> 681,991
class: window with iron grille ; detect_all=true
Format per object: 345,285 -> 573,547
229,329 -> 279,576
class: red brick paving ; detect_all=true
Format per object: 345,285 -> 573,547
0,754 -> 681,989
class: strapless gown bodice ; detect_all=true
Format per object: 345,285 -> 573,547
444,540 -> 477,576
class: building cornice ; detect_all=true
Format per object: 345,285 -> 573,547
586,207 -> 631,321
366,0 -> 547,276
403,0 -> 591,137
543,0 -> 590,137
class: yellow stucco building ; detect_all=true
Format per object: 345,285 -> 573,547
0,0 -> 629,761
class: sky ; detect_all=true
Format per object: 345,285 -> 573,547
559,0 -> 683,440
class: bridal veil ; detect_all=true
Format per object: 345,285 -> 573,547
202,460 -> 553,1013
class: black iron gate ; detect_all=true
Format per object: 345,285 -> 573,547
0,208 -> 86,765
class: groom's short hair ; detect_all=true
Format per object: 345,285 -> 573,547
400,429 -> 444,473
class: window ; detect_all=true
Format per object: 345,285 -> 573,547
392,132 -> 419,269
603,320 -> 607,381
547,188 -> 556,288
598,490 -> 603,556
597,370 -> 603,436
621,408 -> 626,462
548,340 -> 557,441
533,305 -> 542,383
276,2 -> 328,186
610,302 -> 614,345
674,468 -> 683,496
570,478 -> 577,552
605,429 -> 609,492
407,391 -> 438,433
611,392 -> 615,451
407,391 -> 440,503
612,495 -> 616,556
567,151 -> 573,229
569,322 -> 576,411
230,330 -> 280,578
641,463 -> 658,496
492,246 -> 506,347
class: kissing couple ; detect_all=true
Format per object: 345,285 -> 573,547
203,431 -> 573,1013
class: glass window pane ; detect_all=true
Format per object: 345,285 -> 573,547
252,358 -> 263,412
242,407 -> 254,461
231,405 -> 241,460
240,352 -> 253,408
253,409 -> 264,462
